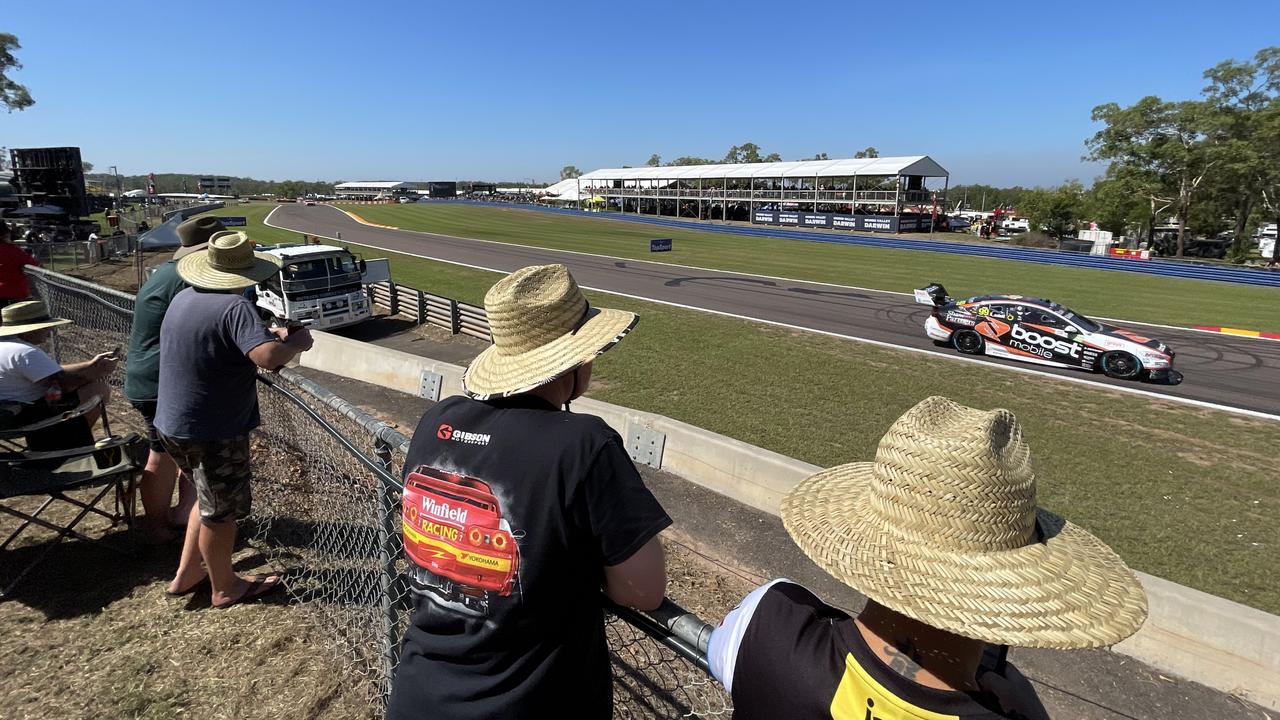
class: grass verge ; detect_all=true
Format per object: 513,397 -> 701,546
342,202 -> 1280,333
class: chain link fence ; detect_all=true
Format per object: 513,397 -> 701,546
24,265 -> 733,718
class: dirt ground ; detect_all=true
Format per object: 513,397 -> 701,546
0,491 -> 743,720
65,250 -> 173,295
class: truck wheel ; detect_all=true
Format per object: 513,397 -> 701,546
952,330 -> 985,355
1100,351 -> 1141,380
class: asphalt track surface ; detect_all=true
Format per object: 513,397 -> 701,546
269,204 -> 1280,419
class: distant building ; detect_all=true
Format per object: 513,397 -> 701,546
334,181 -> 414,200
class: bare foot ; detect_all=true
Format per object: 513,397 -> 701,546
167,567 -> 209,596
211,574 -> 282,609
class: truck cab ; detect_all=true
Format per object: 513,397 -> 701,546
253,244 -> 387,330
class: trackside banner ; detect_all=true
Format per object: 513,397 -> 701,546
752,211 -> 915,233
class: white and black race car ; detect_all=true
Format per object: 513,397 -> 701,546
915,283 -> 1177,382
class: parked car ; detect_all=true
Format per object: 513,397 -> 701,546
1001,217 -> 1030,233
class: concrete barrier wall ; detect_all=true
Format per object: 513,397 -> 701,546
301,330 -> 1280,710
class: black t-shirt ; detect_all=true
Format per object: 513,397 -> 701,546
387,395 -> 672,720
714,582 -> 1006,720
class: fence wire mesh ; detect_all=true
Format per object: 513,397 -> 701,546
24,266 -> 733,718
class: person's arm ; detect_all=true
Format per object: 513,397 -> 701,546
603,535 -> 666,611
222,297 -> 313,370
247,326 -> 314,370
706,580 -> 788,691
56,351 -> 118,390
580,433 -> 672,611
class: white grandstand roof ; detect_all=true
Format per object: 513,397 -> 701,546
542,178 -> 604,201
334,181 -> 413,189
578,155 -> 947,182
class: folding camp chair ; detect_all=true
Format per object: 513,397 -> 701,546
0,395 -> 146,598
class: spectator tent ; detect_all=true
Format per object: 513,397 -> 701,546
576,155 -> 949,232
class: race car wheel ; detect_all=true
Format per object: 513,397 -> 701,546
1100,351 -> 1141,380
952,330 -> 985,355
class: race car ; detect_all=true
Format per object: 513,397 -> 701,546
914,283 -> 1176,381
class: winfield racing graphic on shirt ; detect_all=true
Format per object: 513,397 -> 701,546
402,465 -> 520,617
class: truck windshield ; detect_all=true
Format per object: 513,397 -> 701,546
282,255 -> 360,282
278,253 -> 362,295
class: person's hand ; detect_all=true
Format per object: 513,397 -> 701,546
91,351 -> 119,373
976,664 -> 1050,720
270,326 -> 291,341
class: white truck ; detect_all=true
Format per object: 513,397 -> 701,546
252,244 -> 390,330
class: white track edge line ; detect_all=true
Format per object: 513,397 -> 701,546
264,210 -> 1280,423
310,204 -> 1280,344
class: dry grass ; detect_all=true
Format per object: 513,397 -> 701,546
0,497 -> 376,720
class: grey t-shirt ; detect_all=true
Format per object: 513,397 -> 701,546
154,287 -> 275,441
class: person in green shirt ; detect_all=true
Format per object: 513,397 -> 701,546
124,216 -> 226,544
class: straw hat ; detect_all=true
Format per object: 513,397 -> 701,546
462,264 -> 638,398
173,216 -> 227,260
176,231 -> 281,290
0,300 -> 72,337
781,396 -> 1147,649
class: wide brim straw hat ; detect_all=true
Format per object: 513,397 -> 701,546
173,216 -> 228,260
781,396 -> 1147,649
0,300 -> 72,337
463,264 -> 637,398
177,230 -> 281,290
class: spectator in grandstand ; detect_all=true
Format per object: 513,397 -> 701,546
0,220 -> 41,308
388,264 -> 670,720
124,216 -> 225,544
0,300 -> 117,434
156,231 -> 313,606
707,396 -> 1148,720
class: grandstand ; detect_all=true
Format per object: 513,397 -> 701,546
571,155 -> 949,233
335,181 -> 414,200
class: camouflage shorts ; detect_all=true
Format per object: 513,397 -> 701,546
158,434 -> 253,523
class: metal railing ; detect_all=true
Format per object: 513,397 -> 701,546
17,235 -> 138,273
366,280 -> 492,342
24,265 -> 731,718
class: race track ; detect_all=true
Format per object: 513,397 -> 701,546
269,204 -> 1280,418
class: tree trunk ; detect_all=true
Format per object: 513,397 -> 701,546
1231,194 -> 1254,257
1273,212 -> 1280,265
1176,208 -> 1187,258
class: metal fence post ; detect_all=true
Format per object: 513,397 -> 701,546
72,243 -> 80,270
449,299 -> 461,335
373,436 -> 401,701
416,290 -> 426,326
387,282 -> 399,317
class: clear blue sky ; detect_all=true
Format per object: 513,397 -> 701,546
4,1 -> 1278,186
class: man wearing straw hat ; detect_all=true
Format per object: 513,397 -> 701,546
706,396 -> 1149,720
155,231 -> 313,608
124,215 -> 226,545
0,299 -> 118,438
388,264 -> 671,720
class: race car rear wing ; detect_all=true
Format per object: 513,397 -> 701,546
913,283 -> 950,307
